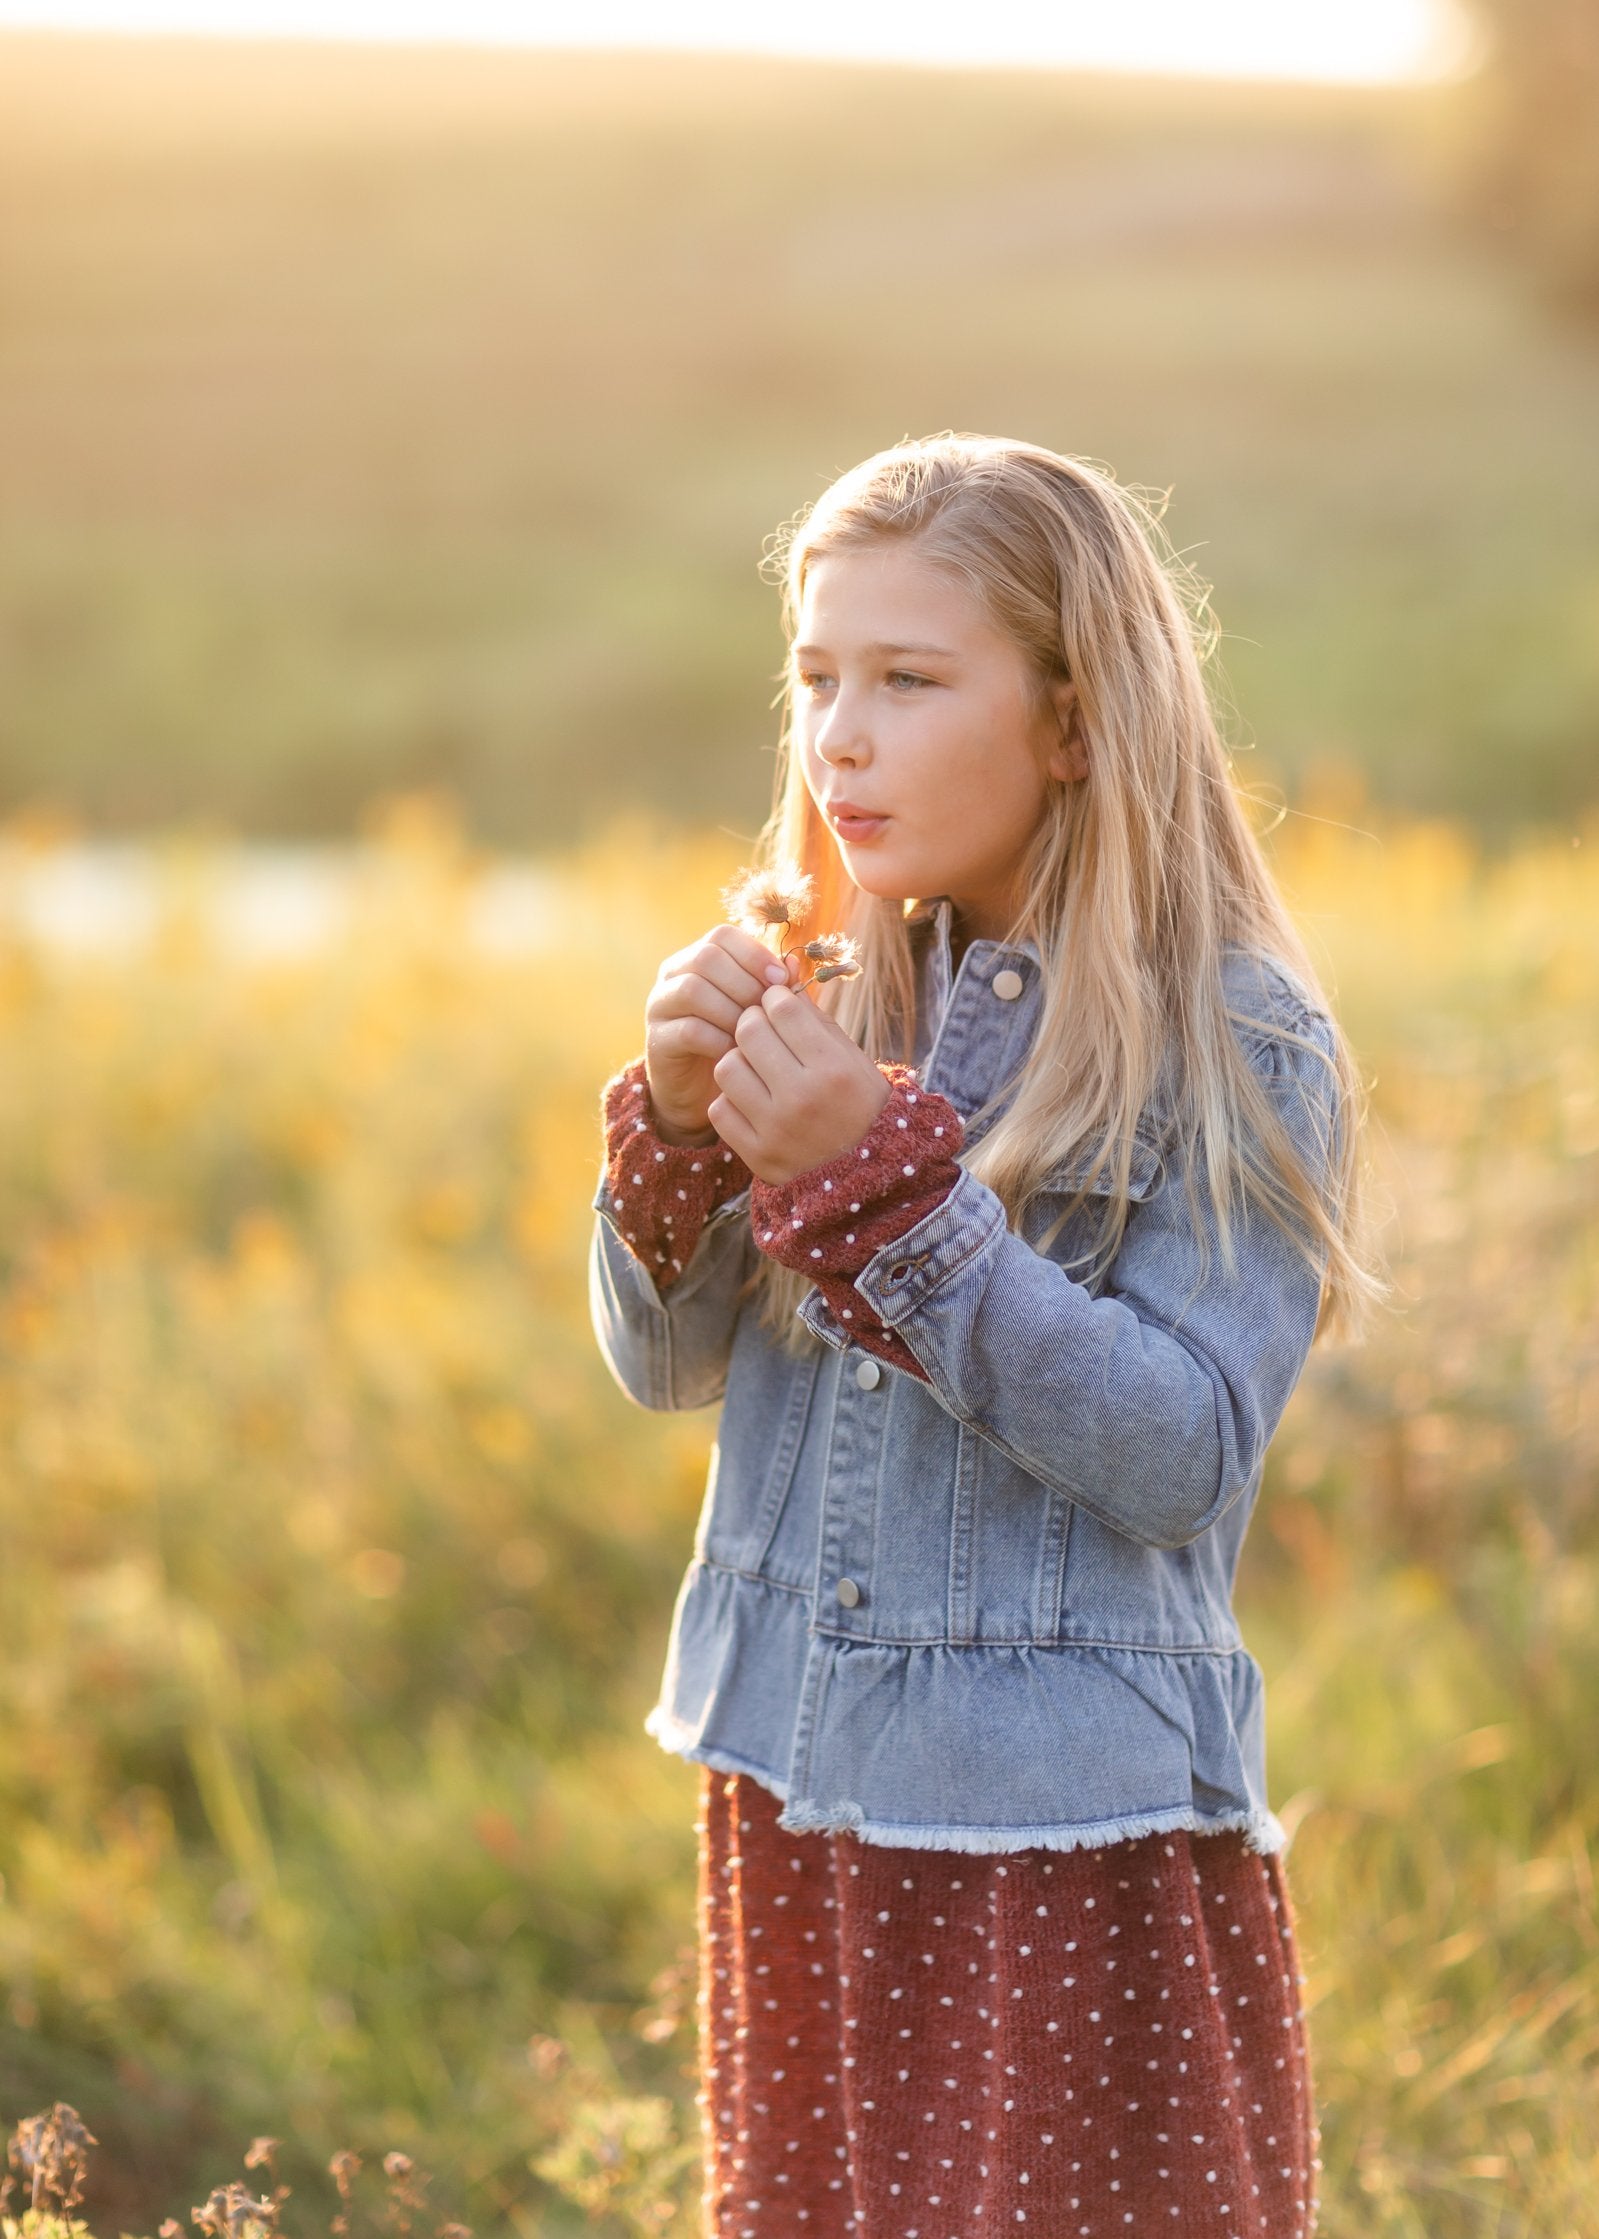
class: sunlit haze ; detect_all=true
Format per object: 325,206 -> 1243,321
0,0 -> 1473,82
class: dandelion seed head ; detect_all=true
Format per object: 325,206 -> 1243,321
722,863 -> 814,932
803,932 -> 858,965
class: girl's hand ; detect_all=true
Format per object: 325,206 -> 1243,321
708,983 -> 892,1184
644,925 -> 794,1143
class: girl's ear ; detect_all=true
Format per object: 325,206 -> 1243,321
1043,678 -> 1088,785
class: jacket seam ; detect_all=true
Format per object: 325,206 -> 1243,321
594,1206 -> 736,1412
690,1558 -> 1244,1651
810,1629 -> 1249,1654
693,1555 -> 811,1597
656,1287 -> 676,1409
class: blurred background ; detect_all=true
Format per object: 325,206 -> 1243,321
0,4 -> 1595,2235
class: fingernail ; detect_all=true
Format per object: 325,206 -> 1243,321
764,964 -> 786,983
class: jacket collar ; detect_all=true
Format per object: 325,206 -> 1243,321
905,896 -> 1044,1105
905,894 -> 1042,969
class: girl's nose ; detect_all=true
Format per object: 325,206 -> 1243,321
815,689 -> 870,766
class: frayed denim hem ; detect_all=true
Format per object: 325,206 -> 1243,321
646,1707 -> 1286,1857
643,1710 -> 794,1807
773,1796 -> 1289,1858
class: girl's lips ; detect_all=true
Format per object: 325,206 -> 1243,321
830,810 -> 890,841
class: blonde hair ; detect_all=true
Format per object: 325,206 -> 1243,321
743,433 -> 1386,1349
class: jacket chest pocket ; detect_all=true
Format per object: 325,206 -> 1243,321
1022,1131 -> 1165,1292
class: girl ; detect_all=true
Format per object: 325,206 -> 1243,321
590,434 -> 1382,2239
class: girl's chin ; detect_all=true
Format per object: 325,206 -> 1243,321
837,862 -> 920,905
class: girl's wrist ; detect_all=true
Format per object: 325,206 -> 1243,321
600,1057 -> 752,1293
650,1106 -> 719,1148
642,1059 -> 719,1145
749,1067 -> 965,1270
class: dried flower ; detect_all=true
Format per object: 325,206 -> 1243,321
722,866 -> 862,991
8,2104 -> 97,2214
243,2140 -> 279,2174
798,931 -> 862,986
328,2149 -> 361,2239
721,864 -> 814,937
381,2148 -> 429,2238
192,2181 -> 280,2239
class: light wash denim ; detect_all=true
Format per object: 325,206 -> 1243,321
590,897 -> 1341,1855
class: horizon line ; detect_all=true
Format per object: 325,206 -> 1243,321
0,15 -> 1476,88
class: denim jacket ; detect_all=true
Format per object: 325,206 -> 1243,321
589,898 -> 1340,1855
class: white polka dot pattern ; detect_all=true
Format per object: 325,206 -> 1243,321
695,1769 -> 1320,2237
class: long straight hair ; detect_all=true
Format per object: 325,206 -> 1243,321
744,433 -> 1385,1347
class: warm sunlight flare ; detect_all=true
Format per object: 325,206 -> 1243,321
0,0 -> 1471,82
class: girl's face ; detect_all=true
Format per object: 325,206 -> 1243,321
792,541 -> 1083,944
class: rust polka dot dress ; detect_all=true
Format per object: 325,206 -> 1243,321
695,1768 -> 1319,2238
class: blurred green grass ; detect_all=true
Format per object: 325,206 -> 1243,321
0,792 -> 1595,2234
0,32 -> 1595,2231
0,35 -> 1595,845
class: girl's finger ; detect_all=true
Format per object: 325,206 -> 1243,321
650,969 -> 743,1036
658,926 -> 787,1009
757,982 -> 853,1062
732,1001 -> 805,1092
691,934 -> 785,1010
705,1091 -> 758,1161
705,923 -> 793,994
655,1015 -> 733,1062
712,1046 -> 774,1111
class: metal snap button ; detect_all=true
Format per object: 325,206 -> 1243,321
835,1576 -> 861,1607
854,1356 -> 883,1390
992,968 -> 1025,1001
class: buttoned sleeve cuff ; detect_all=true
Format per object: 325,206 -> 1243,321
599,1055 -> 753,1291
852,1164 -> 1009,1327
747,1064 -> 965,1379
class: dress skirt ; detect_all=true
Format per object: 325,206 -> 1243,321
695,1767 -> 1319,2239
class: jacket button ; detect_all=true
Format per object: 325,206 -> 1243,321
992,967 -> 1025,1000
835,1576 -> 861,1607
854,1356 -> 883,1390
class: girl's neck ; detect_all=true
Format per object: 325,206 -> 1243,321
948,884 -> 1025,958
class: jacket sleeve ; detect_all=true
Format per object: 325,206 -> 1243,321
841,1011 -> 1345,1550
588,1056 -> 757,1412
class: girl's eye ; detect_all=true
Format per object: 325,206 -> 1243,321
794,667 -> 933,693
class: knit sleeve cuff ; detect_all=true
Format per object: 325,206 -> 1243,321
600,1055 -> 753,1290
748,1064 -> 964,1375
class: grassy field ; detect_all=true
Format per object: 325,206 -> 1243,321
0,34 -> 1596,846
0,788 -> 1594,2235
